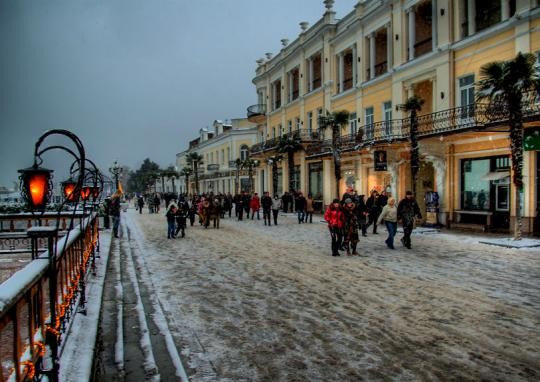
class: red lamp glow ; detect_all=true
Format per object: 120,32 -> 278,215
91,186 -> 101,200
62,179 -> 78,202
18,165 -> 54,211
80,186 -> 92,201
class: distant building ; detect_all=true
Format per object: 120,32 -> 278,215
176,119 -> 258,195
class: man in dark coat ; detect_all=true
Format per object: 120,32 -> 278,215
261,191 -> 273,226
295,192 -> 307,223
282,192 -> 289,213
366,190 -> 382,234
397,191 -> 422,249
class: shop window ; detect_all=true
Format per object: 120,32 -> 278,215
309,162 -> 323,199
461,158 -> 490,210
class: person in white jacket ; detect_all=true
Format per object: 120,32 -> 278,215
271,194 -> 282,225
377,197 -> 398,249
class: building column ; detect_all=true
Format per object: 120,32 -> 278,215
338,52 -> 344,93
467,0 -> 476,36
386,23 -> 392,71
408,7 -> 416,61
432,0 -> 438,50
501,0 -> 510,20
323,159 -> 334,206
369,33 -> 376,80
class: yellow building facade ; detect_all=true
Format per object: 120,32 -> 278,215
176,119 -> 258,195
247,0 -> 540,234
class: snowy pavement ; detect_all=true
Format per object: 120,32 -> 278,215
104,208 -> 538,381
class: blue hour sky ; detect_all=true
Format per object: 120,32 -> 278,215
0,0 -> 357,187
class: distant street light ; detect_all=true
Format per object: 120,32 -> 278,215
109,160 -> 123,190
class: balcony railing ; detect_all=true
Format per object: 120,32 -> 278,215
207,164 -> 220,171
247,104 -> 267,123
250,129 -> 323,155
304,92 -> 540,157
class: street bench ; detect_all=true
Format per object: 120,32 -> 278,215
452,210 -> 493,232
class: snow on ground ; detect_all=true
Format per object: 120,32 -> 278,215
60,230 -> 112,382
127,209 -> 540,381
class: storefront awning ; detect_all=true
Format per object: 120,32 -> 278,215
481,171 -> 510,181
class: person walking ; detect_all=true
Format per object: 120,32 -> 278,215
137,195 -> 145,214
397,191 -> 422,249
306,193 -> 315,223
356,194 -> 369,237
165,203 -> 177,239
324,199 -> 345,257
342,198 -> 360,255
235,193 -> 244,221
271,194 -> 282,225
377,197 -> 398,249
110,191 -> 122,238
261,192 -> 273,226
295,192 -> 306,223
250,193 -> 261,220
366,190 -> 382,234
281,192 -> 289,214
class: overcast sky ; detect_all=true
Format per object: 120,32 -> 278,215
0,0 -> 357,188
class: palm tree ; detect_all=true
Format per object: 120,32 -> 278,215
277,132 -> 302,192
476,52 -> 540,240
266,154 -> 283,196
398,96 -> 424,196
186,152 -> 203,195
161,165 -> 178,193
179,167 -> 193,195
318,110 -> 350,198
241,158 -> 259,194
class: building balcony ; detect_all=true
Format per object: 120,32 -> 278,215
305,91 -> 540,157
247,104 -> 266,124
250,129 -> 323,155
207,164 -> 220,172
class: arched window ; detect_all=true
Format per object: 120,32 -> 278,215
240,145 -> 249,161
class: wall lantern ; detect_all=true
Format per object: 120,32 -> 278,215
18,164 -> 54,212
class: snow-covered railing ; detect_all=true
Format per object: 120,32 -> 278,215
0,213 -> 99,382
0,212 -> 87,233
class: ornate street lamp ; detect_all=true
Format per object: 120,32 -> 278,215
109,160 -> 122,189
62,177 -> 78,202
18,129 -> 86,382
18,165 -> 54,212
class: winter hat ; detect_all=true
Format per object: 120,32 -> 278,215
344,198 -> 352,204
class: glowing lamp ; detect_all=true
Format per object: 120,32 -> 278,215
91,186 -> 101,200
62,178 -> 78,202
18,165 -> 54,211
80,186 -> 92,201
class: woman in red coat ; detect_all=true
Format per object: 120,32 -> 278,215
324,199 -> 345,256
250,193 -> 261,220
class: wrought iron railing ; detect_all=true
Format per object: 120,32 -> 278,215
0,213 -> 99,381
253,92 -> 540,158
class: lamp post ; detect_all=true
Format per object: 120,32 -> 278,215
18,129 -> 87,382
109,160 -> 122,190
